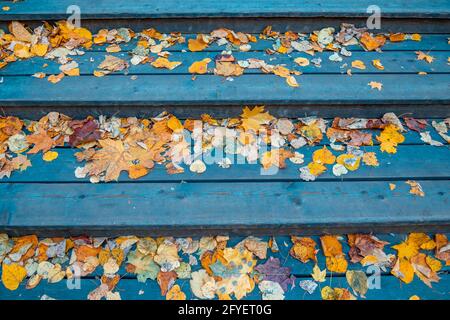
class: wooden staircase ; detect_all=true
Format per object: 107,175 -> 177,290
0,0 -> 449,237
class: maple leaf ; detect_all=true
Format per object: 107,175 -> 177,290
240,106 -> 274,133
88,139 -> 133,182
368,81 -> 382,90
376,124 -> 405,154
415,51 -> 434,63
26,130 -> 55,154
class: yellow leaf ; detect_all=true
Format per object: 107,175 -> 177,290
188,58 -> 211,74
286,76 -> 300,88
2,263 -> 27,291
372,59 -> 384,70
167,116 -> 184,132
128,164 -> 148,179
48,73 -> 65,84
426,256 -> 442,272
390,33 -> 406,42
406,180 -> 425,197
411,34 -> 421,41
94,70 -> 107,77
351,60 -> 366,70
151,57 -> 182,70
166,284 -> 186,300
392,241 -> 419,259
13,43 -> 32,59
42,151 -> 58,162
321,286 -> 356,300
391,257 -> 415,284
368,81 -> 383,90
63,68 -> 80,76
362,152 -> 379,166
336,154 -> 361,171
326,256 -> 348,273
188,35 -> 209,52
240,106 -> 274,133
312,146 -> 336,165
416,51 -> 434,63
30,44 -> 48,57
376,124 -> 405,154
290,237 -> 317,263
307,162 -> 326,176
294,57 -> 310,67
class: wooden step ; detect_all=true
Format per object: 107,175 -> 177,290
1,127 -> 449,237
1,233 -> 449,300
1,0 -> 449,33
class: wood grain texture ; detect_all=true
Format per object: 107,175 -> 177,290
2,51 -> 449,76
1,273 -> 448,300
1,0 -> 449,20
3,144 -> 449,183
0,180 -> 449,236
1,74 -> 449,107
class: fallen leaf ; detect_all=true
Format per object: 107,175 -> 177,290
346,270 -> 368,297
416,51 -> 434,63
42,151 -> 58,162
352,60 -> 366,70
151,57 -> 182,70
406,180 -> 425,197
368,81 -> 382,90
311,264 -> 326,282
188,58 -> 211,74
1,263 -> 27,290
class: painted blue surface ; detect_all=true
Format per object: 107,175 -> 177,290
2,144 -> 449,184
1,233 -> 449,300
1,0 -> 449,20
2,51 -> 450,77
1,74 -> 449,107
1,179 -> 449,236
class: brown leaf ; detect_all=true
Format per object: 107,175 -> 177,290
26,130 -> 55,154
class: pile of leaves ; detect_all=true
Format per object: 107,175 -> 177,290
0,21 -> 436,87
0,233 -> 448,300
1,109 -> 448,185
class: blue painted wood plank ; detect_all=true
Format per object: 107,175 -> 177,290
1,274 -> 448,300
3,104 -> 450,120
2,51 -> 449,76
87,34 -> 450,52
1,0 -> 449,20
0,180 -> 449,236
0,74 -> 449,107
3,144 -> 449,183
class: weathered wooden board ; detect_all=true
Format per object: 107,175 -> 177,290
2,51 -> 449,76
1,180 -> 449,236
3,144 -> 449,183
1,0 -> 449,20
1,273 -> 448,300
2,18 -> 449,34
4,104 -> 450,120
1,74 -> 449,107
86,34 -> 450,52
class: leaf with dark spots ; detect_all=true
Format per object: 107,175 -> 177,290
403,117 -> 427,132
69,119 -> 101,147
254,257 -> 295,292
